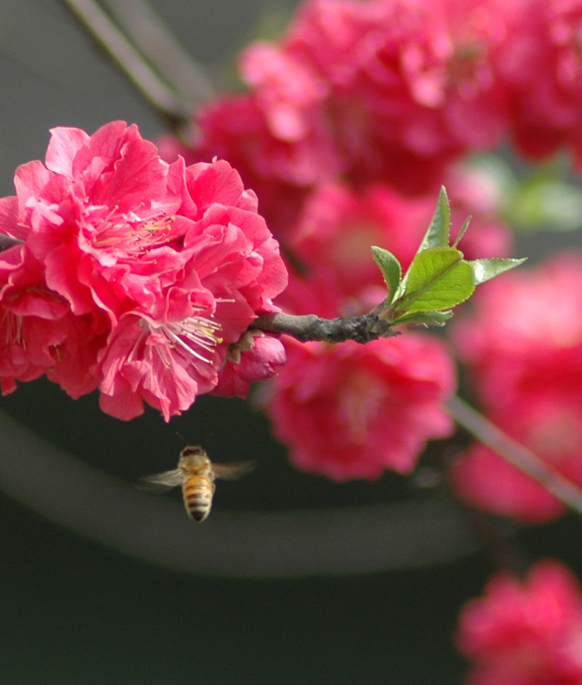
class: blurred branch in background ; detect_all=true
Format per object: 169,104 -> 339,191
100,0 -> 213,105
0,409 -> 477,579
59,0 -> 210,129
447,396 -> 582,517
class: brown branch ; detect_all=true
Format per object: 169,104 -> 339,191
253,311 -> 398,344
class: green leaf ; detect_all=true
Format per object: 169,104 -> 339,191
393,310 -> 454,326
371,246 -> 402,303
469,258 -> 528,285
452,217 -> 472,249
397,248 -> 475,314
418,187 -> 451,251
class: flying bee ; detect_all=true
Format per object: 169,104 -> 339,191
139,446 -> 255,522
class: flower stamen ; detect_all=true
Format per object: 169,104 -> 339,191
89,206 -> 176,254
148,316 -> 224,364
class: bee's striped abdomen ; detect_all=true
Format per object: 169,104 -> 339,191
182,476 -> 214,522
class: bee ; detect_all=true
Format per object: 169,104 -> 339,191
139,446 -> 255,522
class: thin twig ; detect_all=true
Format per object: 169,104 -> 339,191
59,0 -> 191,129
100,0 -> 213,107
447,395 -> 582,517
253,311 -> 398,344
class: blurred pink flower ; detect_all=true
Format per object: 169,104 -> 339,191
498,0 -> 582,165
286,174 -> 512,309
456,560 -> 582,684
451,254 -> 582,522
263,334 -> 455,480
160,0 -> 516,235
283,0 -> 511,191
167,92 -> 339,237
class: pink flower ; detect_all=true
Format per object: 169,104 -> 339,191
498,0 -> 582,165
161,0 -> 514,231
5,121 -> 184,321
0,122 -> 288,420
286,176 -> 512,308
213,331 -> 287,398
283,0 -> 511,192
456,561 -> 582,684
0,237 -> 107,398
287,182 -> 435,303
262,334 -> 456,480
169,92 -> 340,237
94,154 -> 288,420
450,253 -> 582,522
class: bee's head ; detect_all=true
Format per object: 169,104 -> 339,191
179,445 -> 210,469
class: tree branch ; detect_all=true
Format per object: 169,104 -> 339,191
59,0 -> 191,129
252,311 -> 397,344
447,395 -> 582,517
100,0 -> 213,108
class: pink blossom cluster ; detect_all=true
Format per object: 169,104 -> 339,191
456,561 -> 582,685
161,0 -> 582,238
0,122 -> 288,420
264,334 -> 456,480
198,0 -> 510,202
498,0 -> 582,165
451,254 -> 582,523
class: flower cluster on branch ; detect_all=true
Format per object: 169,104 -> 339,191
0,122 -> 288,420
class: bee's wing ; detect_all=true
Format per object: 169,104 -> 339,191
137,468 -> 183,493
212,461 -> 257,480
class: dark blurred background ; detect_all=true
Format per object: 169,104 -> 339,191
0,1 -> 581,683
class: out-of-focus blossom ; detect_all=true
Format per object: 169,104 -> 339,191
287,182 -> 434,301
282,0 -> 512,191
263,333 -> 456,480
456,560 -> 582,684
160,0 -> 515,235
0,122 -> 288,420
498,0 -> 582,165
160,92 -> 340,237
451,254 -> 582,522
286,172 -> 512,309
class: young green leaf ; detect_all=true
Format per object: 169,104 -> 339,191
371,246 -> 402,303
469,258 -> 528,285
418,187 -> 451,252
452,217 -> 472,249
393,310 -> 454,326
397,248 -> 475,313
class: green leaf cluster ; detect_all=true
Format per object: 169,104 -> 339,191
371,187 -> 526,328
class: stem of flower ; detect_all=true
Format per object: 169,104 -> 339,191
252,311 -> 398,343
447,394 -> 582,517
59,0 -> 192,129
